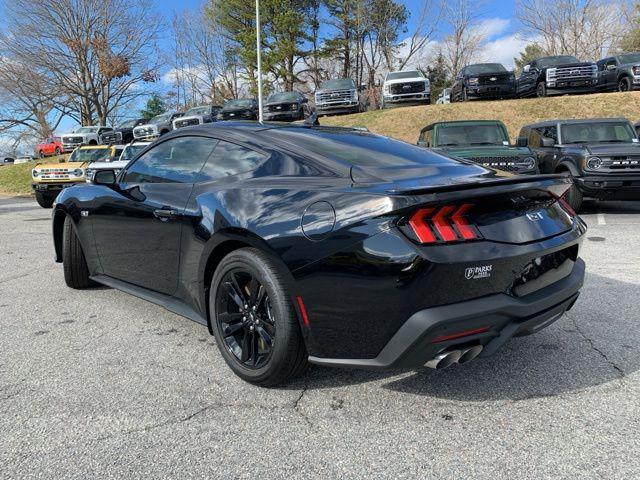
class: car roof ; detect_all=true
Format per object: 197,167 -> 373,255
420,120 -> 505,133
524,117 -> 630,128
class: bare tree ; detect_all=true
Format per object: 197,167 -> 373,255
517,0 -> 628,59
439,0 -> 486,78
396,0 -> 442,70
0,0 -> 162,126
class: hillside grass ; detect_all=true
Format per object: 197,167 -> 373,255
0,154 -> 69,196
322,91 -> 640,143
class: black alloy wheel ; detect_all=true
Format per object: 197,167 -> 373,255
618,77 -> 632,92
211,248 -> 308,386
216,268 -> 276,369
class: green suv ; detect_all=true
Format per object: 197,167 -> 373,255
417,120 -> 538,174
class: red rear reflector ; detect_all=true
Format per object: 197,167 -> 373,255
407,203 -> 480,244
432,327 -> 490,343
296,296 -> 310,327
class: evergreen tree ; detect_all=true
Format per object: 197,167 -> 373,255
514,44 -> 545,74
140,94 -> 166,119
426,53 -> 449,100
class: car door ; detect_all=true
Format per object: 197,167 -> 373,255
90,135 -> 218,295
529,126 -> 558,173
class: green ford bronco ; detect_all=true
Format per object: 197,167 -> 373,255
417,120 -> 539,174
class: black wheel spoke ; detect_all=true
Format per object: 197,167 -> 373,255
216,267 -> 276,370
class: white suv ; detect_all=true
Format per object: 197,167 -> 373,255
382,70 -> 430,108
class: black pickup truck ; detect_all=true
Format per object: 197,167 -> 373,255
596,52 -> 640,92
450,63 -> 516,101
517,55 -> 598,98
519,118 -> 640,211
100,118 -> 146,144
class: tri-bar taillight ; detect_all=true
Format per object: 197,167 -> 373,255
407,204 -> 482,244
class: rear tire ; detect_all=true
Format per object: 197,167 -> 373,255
34,191 -> 54,208
54,147 -> 61,156
210,248 -> 308,386
618,76 -> 632,92
62,216 -> 95,289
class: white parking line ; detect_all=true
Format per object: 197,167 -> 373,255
597,213 -> 606,225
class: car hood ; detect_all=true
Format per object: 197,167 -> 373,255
384,77 -> 427,85
436,145 -> 531,157
87,160 -> 128,169
585,143 -> 640,155
60,132 -> 87,137
544,61 -> 593,70
221,107 -> 253,113
35,161 -> 88,169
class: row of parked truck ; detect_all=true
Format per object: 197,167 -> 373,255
29,114 -> 640,213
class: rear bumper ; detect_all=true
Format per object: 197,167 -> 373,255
309,257 -> 585,370
576,174 -> 640,200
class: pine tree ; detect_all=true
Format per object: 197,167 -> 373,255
514,44 -> 545,74
140,94 -> 166,119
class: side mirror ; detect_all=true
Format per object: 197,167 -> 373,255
94,169 -> 117,185
606,64 -> 616,71
541,137 -> 555,147
516,136 -> 528,147
523,65 -> 530,73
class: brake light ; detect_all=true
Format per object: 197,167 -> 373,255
558,193 -> 576,216
407,204 -> 481,244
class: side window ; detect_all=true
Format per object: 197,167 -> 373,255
123,136 -> 217,184
529,128 -> 542,148
198,140 -> 266,182
596,59 -> 606,71
543,126 -> 558,142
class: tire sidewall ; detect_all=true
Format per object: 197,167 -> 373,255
618,77 -> 631,92
210,250 -> 297,383
537,82 -> 546,97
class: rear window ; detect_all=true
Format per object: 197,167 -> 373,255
268,128 -> 454,167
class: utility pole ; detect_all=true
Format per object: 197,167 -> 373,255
256,0 -> 263,123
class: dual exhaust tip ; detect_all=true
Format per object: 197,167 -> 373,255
425,345 -> 483,369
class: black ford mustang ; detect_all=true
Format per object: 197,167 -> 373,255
51,122 -> 586,386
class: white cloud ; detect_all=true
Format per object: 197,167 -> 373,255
472,18 -> 511,39
480,34 -> 535,69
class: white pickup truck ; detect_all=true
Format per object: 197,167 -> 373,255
85,142 -> 150,183
381,70 -> 431,108
59,126 -> 114,151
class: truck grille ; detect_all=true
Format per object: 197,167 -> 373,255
37,168 -> 71,180
471,156 -> 523,172
266,103 -> 296,112
478,74 -> 510,85
134,127 -> 155,137
100,132 -> 121,143
316,89 -> 354,102
62,136 -> 83,144
389,82 -> 426,94
175,118 -> 201,128
552,65 -> 596,79
604,156 -> 640,170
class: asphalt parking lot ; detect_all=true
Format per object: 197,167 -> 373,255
1,196 -> 639,479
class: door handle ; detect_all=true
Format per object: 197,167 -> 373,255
153,208 -> 179,221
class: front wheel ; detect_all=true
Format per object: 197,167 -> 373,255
536,82 -> 547,97
210,248 -> 307,386
618,77 -> 632,92
54,147 -> 61,156
564,181 -> 584,213
34,191 -> 54,208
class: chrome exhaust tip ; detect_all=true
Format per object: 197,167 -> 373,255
425,350 -> 462,369
458,345 -> 483,364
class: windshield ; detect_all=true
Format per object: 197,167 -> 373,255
320,78 -> 356,90
69,148 -> 112,163
386,71 -> 423,80
224,99 -> 254,109
184,106 -> 210,116
617,53 -> 640,65
561,121 -> 637,144
267,92 -> 300,103
149,113 -> 171,124
120,144 -> 149,161
538,56 -> 581,68
436,124 -> 509,146
117,119 -> 138,129
269,128 -> 457,167
76,127 -> 99,133
465,64 -> 507,75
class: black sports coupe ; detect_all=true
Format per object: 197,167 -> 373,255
51,122 -> 587,386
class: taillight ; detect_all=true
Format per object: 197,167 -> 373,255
555,191 -> 576,216
407,204 -> 482,244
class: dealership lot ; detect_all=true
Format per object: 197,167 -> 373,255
1,196 -> 639,479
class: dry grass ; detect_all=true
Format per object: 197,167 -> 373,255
0,154 -> 69,195
322,91 -> 640,143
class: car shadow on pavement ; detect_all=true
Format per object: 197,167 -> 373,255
292,272 -> 639,402
579,200 -> 640,215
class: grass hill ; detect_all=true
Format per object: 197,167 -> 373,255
0,154 -> 69,196
322,91 -> 640,143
